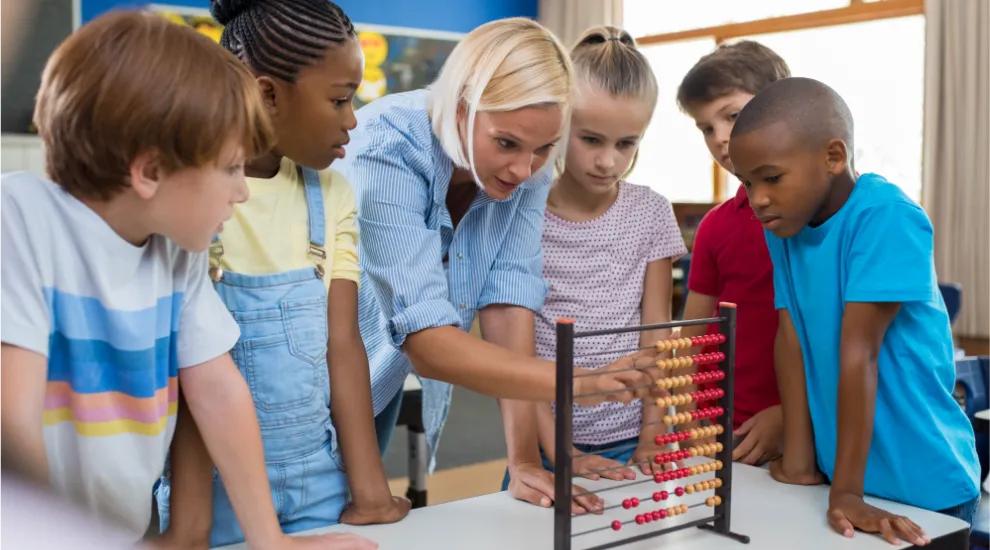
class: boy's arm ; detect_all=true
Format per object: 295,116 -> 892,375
329,279 -> 410,525
148,389 -> 214,549
0,344 -> 50,485
831,302 -> 898,496
769,309 -> 822,483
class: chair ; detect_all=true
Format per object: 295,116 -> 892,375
940,282 -> 963,325
954,357 -> 990,549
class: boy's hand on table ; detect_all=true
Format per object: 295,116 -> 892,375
732,405 -> 783,465
507,460 -> 605,515
340,495 -> 412,526
827,492 -> 930,546
630,429 -> 681,476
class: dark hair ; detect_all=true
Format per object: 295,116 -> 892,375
210,0 -> 356,83
676,40 -> 790,111
731,77 -> 854,153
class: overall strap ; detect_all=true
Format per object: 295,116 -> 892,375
299,166 -> 327,278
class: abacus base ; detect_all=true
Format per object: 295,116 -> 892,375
697,523 -> 751,544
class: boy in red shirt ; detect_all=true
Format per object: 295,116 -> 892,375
675,41 -> 790,466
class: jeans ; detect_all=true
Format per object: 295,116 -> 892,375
500,436 -> 640,491
375,388 -> 404,456
937,492 -> 981,530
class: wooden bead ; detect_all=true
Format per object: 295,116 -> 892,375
689,466 -> 699,475
680,338 -> 691,348
681,504 -> 689,513
716,424 -> 725,434
715,460 -> 723,470
663,415 -> 673,425
705,497 -> 715,507
689,428 -> 697,439
714,496 -> 722,506
689,447 -> 698,457
685,485 -> 694,494
680,357 -> 691,368
715,478 -> 723,488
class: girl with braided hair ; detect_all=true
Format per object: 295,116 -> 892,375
156,0 -> 407,547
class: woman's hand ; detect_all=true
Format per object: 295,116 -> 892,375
574,355 -> 659,407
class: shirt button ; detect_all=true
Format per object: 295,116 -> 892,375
456,253 -> 464,260
460,303 -> 466,309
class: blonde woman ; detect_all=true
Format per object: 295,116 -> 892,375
335,17 -> 657,513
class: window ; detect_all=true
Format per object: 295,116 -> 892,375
624,0 -> 848,39
735,15 -> 926,201
627,38 -> 718,203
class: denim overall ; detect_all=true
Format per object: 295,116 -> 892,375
158,166 -> 348,547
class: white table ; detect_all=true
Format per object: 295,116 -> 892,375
216,462 -> 968,550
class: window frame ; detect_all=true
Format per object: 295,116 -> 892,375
633,0 -> 924,202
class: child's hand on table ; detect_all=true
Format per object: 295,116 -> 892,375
340,495 -> 412,526
732,404 -> 783,465
573,450 -> 637,481
827,492 -> 930,546
629,428 -> 682,476
507,460 -> 605,516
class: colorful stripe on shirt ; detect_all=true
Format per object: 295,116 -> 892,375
43,289 -> 182,437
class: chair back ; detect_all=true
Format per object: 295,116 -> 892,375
939,282 -> 962,325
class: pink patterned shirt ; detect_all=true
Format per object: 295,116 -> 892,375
538,181 -> 688,445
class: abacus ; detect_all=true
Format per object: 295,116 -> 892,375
553,303 -> 749,550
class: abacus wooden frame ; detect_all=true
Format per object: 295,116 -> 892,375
553,304 -> 746,550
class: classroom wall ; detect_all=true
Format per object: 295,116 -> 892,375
79,0 -> 538,33
0,0 -> 539,175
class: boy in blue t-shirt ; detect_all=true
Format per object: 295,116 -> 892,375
727,77 -> 980,546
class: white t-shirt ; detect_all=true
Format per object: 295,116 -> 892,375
0,173 -> 240,539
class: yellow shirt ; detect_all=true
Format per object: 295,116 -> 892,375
218,157 -> 360,290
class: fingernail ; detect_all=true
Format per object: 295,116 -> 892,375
541,497 -> 551,507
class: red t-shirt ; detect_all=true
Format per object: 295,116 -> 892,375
688,184 -> 780,428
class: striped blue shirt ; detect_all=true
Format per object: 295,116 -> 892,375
335,89 -> 551,466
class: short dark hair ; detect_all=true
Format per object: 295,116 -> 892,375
731,76 -> 854,153
34,10 -> 274,200
211,0 -> 356,83
676,40 -> 790,111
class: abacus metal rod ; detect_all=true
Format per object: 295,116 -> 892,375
580,514 -> 726,550
713,303 -> 738,536
574,317 -> 723,338
554,319 -> 575,550
572,502 -> 712,535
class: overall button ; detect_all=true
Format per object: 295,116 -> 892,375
456,253 -> 464,260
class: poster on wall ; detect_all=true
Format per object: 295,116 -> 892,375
146,6 -> 462,108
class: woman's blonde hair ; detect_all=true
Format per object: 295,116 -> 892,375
430,17 -> 573,185
568,25 -> 658,176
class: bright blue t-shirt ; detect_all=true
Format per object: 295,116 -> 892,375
765,173 -> 979,511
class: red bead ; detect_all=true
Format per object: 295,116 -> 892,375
654,473 -> 663,483
612,520 -> 622,531
681,431 -> 691,441
623,499 -> 632,509
654,435 -> 664,446
631,497 -> 640,507
660,490 -> 669,500
654,454 -> 663,465
643,513 -> 653,523
653,492 -> 663,502
717,406 -> 725,416
652,510 -> 662,520
659,509 -> 669,519
675,487 -> 685,497
636,514 -> 645,525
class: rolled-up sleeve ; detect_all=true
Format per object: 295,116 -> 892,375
477,175 -> 551,312
350,120 -> 461,349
